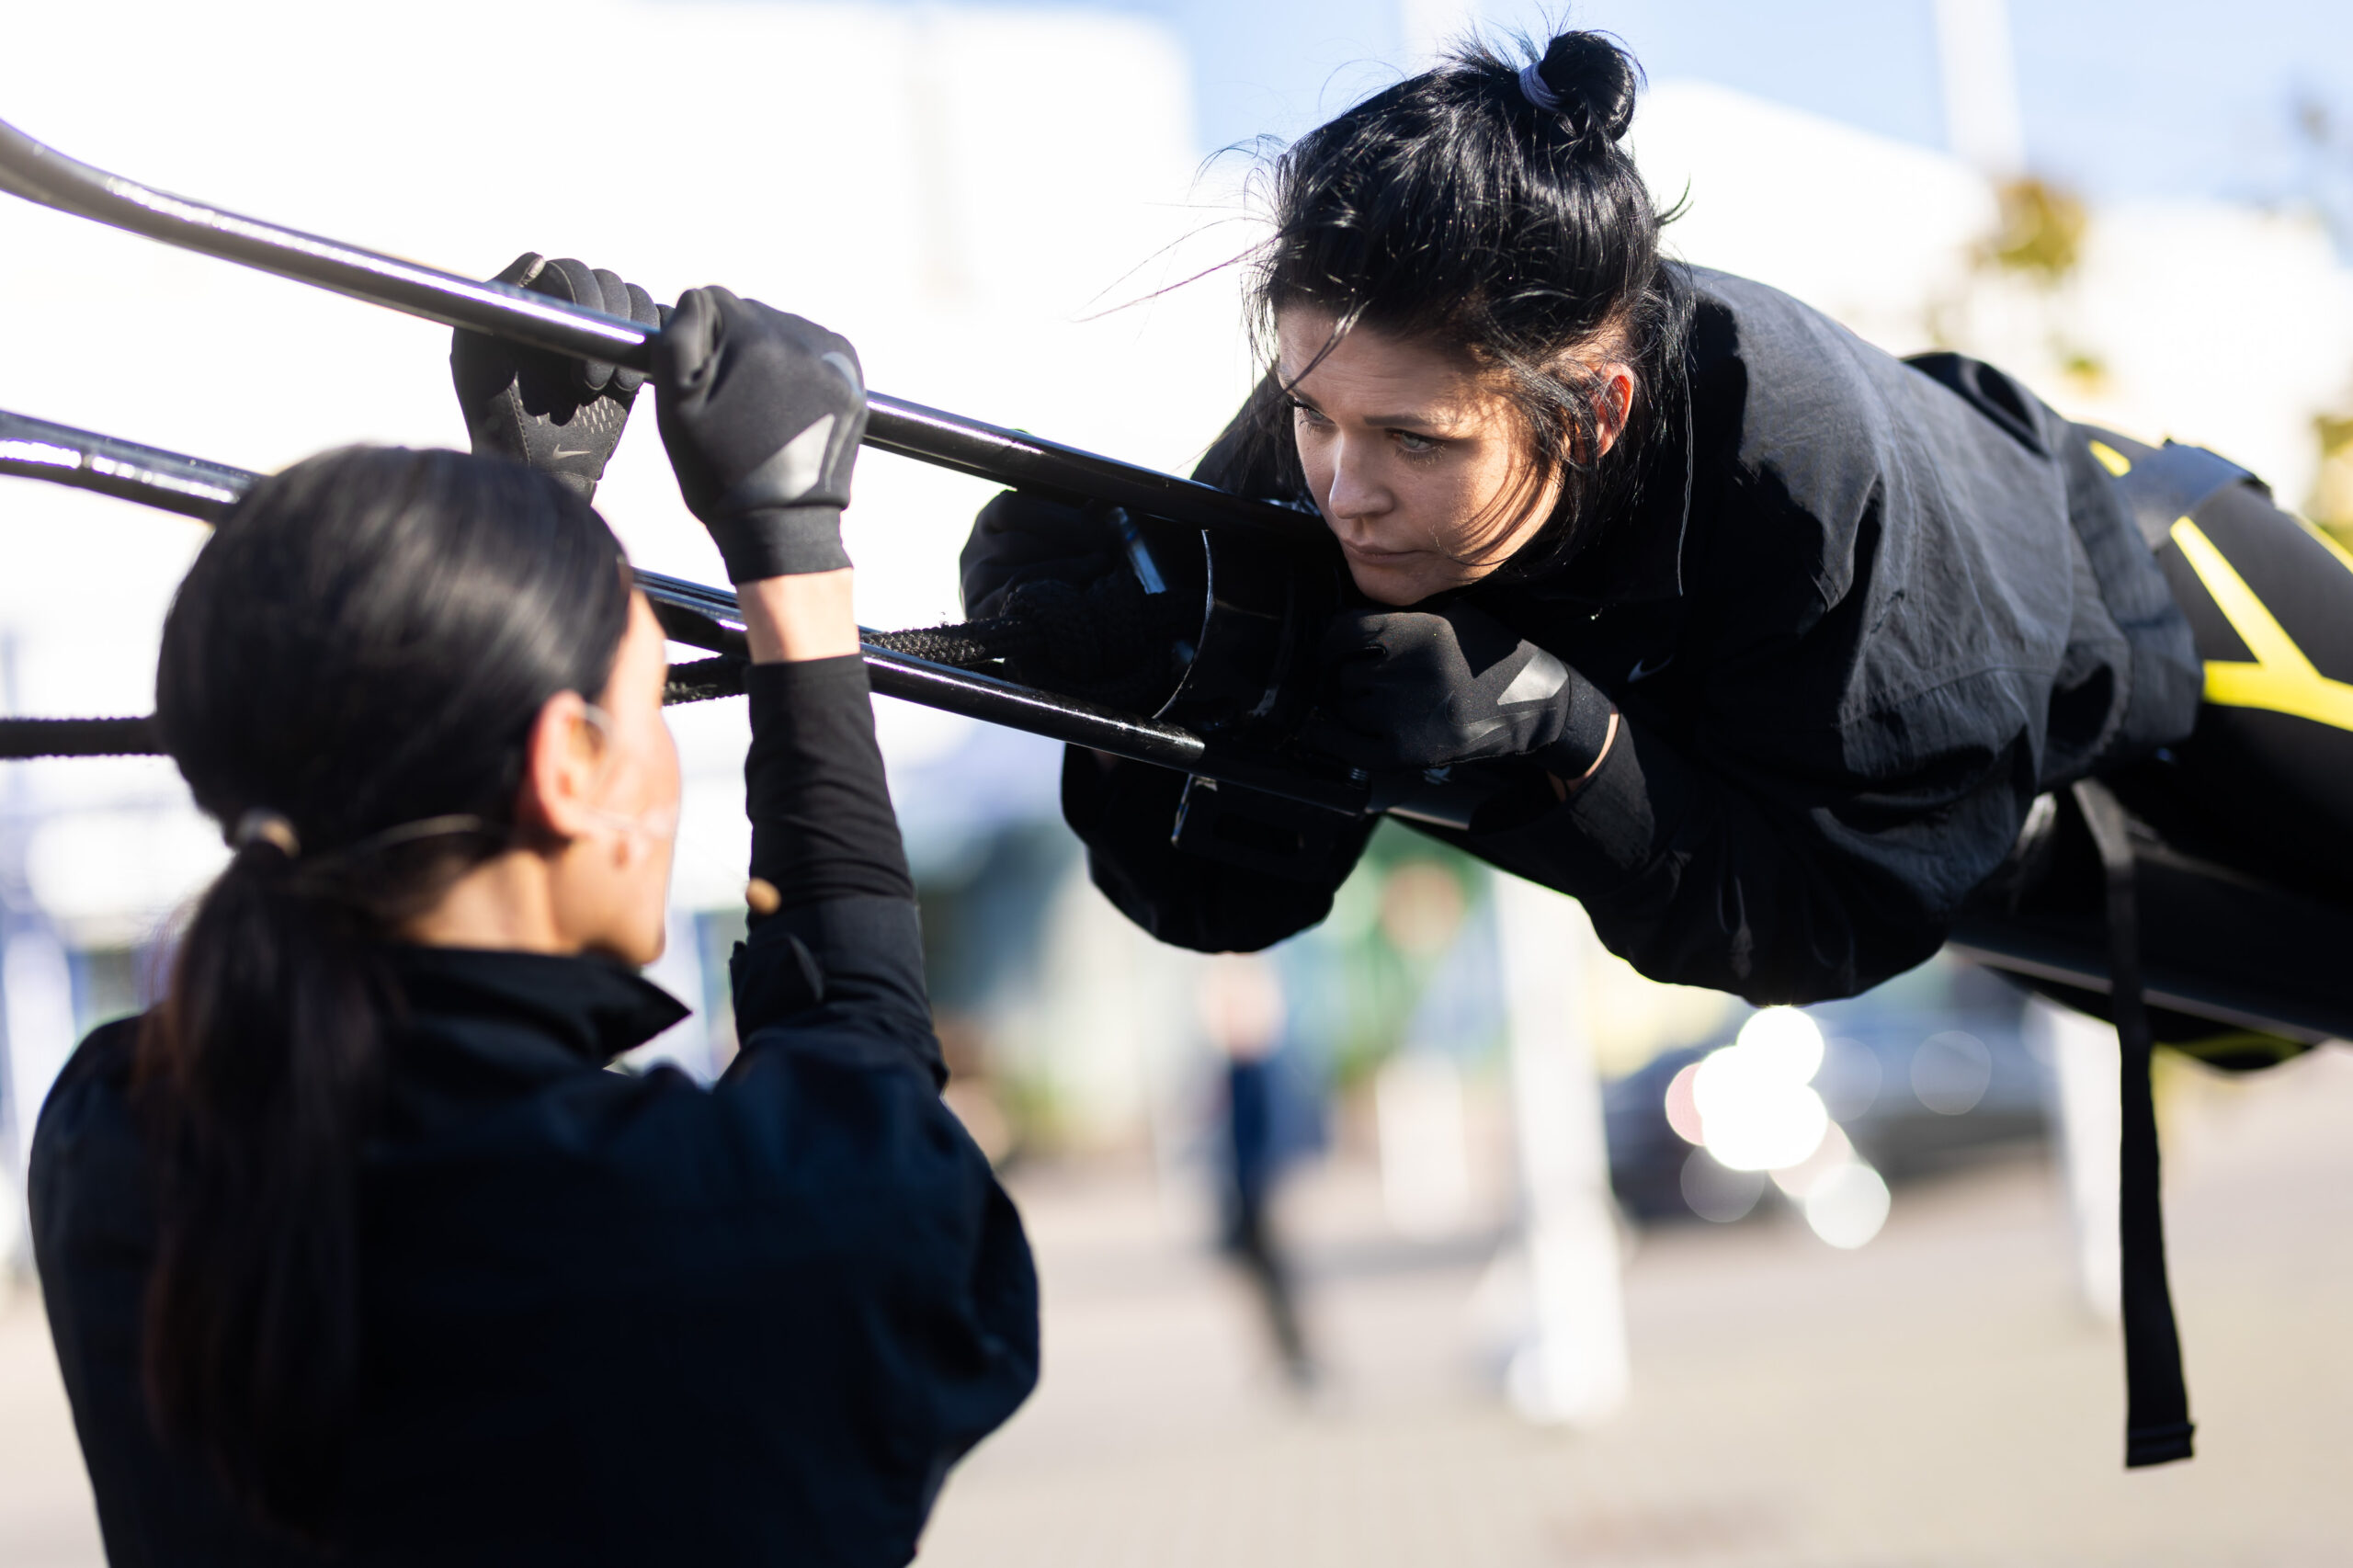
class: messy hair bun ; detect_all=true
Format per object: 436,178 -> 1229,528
1527,30 -> 1640,146
1245,28 -> 1689,579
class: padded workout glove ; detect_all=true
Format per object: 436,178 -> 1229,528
1309,601 -> 1615,778
450,253 -> 661,501
960,490 -> 1120,619
654,287 -> 868,581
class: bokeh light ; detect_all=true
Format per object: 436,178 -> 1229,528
1769,1121 -> 1857,1201
1813,1035 -> 1882,1121
1801,1162 -> 1893,1249
1691,1009 -> 1830,1172
1911,1030 -> 1994,1115
1733,1006 -> 1827,1081
1679,1148 -> 1766,1224
1664,1061 -> 1705,1145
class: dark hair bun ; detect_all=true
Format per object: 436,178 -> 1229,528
1534,31 -> 1639,144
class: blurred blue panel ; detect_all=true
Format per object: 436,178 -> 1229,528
2011,0 -> 2353,209
849,0 -> 2353,221
1563,0 -> 1947,151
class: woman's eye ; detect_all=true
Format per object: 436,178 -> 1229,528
1394,431 -> 1441,454
1289,400 -> 1330,426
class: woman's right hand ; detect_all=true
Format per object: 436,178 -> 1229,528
653,287 -> 869,584
959,490 -> 1117,619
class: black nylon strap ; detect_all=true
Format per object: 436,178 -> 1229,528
2109,439 -> 2259,551
0,717 -> 162,757
2071,778 -> 2195,1468
0,662 -> 762,760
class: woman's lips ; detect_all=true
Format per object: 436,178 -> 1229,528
1337,539 -> 1420,564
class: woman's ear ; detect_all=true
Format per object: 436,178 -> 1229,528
1590,365 -> 1636,460
512,689 -> 602,843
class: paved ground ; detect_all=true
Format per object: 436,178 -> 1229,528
923,1047 -> 2353,1567
6,1048 -> 2353,1564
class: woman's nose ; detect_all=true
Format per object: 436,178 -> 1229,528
1323,438 -> 1390,528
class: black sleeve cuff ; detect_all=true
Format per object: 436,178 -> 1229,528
1529,664 -> 1618,778
1462,714 -> 1654,895
712,506 -> 852,582
729,894 -> 941,1085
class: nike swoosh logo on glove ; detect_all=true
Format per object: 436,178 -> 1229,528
551,447 -> 595,460
1628,653 -> 1674,682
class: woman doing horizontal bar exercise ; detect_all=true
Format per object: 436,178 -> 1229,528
32,284 -> 1036,1563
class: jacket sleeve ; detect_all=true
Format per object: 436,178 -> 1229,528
1049,382 -> 1379,953
1423,659 -> 2044,1004
727,656 -> 935,1071
711,655 -> 1040,1560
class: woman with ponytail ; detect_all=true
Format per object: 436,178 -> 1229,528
966,30 -> 2353,1005
33,282 -> 1036,1562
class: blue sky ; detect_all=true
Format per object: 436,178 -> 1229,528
985,0 -> 2353,227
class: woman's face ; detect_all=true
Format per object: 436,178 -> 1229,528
1277,309 -> 1631,607
556,592 -> 681,966
1278,309 -> 1559,606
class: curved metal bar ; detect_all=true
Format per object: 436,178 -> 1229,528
0,116 -> 1313,543
0,408 -> 247,519
0,119 -> 649,369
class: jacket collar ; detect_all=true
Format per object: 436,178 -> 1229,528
386,945 -> 689,1071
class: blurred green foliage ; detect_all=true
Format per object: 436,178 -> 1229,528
1985,177 -> 2087,284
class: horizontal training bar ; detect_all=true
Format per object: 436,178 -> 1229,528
0,407 -> 1233,780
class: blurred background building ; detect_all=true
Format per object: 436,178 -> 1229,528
4,2 -> 2353,1561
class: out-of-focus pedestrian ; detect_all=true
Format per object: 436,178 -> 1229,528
1201,953 -> 1317,1388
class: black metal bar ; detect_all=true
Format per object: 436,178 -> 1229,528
625,569 -> 1211,767
0,409 -> 1234,777
0,116 -> 1313,544
866,653 -> 1207,771
858,395 -> 1311,540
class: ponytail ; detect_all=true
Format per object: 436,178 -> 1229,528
135,446 -> 631,1535
138,830 -> 389,1532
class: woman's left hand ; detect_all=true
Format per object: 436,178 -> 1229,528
450,253 -> 664,501
1308,601 -> 1615,778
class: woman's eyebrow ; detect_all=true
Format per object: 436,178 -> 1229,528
1280,379 -> 1444,430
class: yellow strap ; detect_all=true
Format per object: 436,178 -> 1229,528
2088,439 -> 2132,478
2171,516 -> 2353,733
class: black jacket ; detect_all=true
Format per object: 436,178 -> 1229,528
1065,268 -> 2200,1002
31,661 -> 1038,1566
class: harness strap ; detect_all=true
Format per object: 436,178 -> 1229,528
2071,778 -> 2195,1468
2108,437 -> 2260,551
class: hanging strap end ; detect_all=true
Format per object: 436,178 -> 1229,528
2125,1419 -> 2195,1469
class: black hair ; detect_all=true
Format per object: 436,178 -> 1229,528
1248,28 -> 1690,577
136,446 -> 632,1536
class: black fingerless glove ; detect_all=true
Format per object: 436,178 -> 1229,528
450,253 -> 660,501
654,287 -> 868,581
960,490 -> 1119,619
1309,601 -> 1615,777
